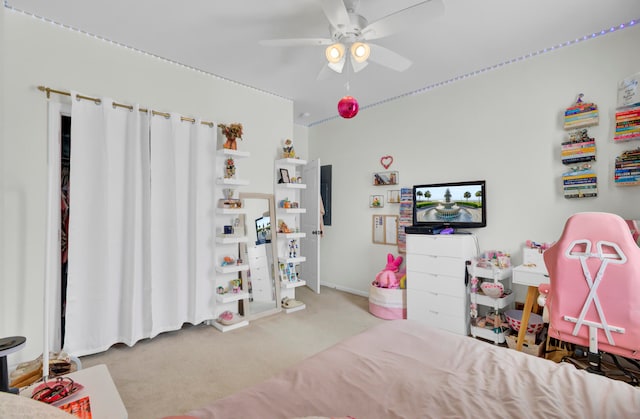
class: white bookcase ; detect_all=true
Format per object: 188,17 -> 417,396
209,148 -> 251,332
274,158 -> 307,313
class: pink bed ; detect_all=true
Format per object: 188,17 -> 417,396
183,320 -> 640,418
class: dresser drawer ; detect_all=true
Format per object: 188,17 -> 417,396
406,270 -> 466,297
407,289 -> 465,317
406,234 -> 477,259
406,254 -> 468,277
407,291 -> 468,335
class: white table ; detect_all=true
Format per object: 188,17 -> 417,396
512,265 -> 549,352
22,364 -> 127,418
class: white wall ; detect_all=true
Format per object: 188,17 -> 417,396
309,25 -> 640,300
1,9 -> 296,364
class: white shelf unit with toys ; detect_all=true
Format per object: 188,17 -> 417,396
468,262 -> 514,344
274,158 -> 307,313
209,148 -> 251,332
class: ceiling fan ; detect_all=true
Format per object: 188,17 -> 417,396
259,0 -> 445,75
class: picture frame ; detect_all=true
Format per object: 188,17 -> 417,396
369,195 -> 384,208
279,168 -> 290,183
387,190 -> 400,203
372,215 -> 399,245
373,171 -> 399,186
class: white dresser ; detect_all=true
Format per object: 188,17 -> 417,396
246,244 -> 274,303
406,233 -> 478,335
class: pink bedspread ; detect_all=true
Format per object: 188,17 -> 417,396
188,320 -> 640,419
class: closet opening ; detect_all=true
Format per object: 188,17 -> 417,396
60,115 -> 71,348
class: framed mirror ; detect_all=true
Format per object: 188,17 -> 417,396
239,192 -> 281,319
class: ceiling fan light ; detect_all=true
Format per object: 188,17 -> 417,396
325,43 -> 345,64
350,42 -> 370,63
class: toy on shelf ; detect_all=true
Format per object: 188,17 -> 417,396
374,253 -> 404,289
218,122 -> 243,150
221,256 -> 235,266
282,139 -> 295,158
278,219 -> 291,233
477,250 -> 511,269
230,279 -> 241,293
224,157 -> 236,179
288,239 -> 298,258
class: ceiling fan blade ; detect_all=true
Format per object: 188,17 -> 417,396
259,38 -> 333,47
317,63 -> 336,80
327,56 -> 346,73
350,55 -> 369,73
319,0 -> 351,29
362,0 -> 445,41
367,43 -> 413,72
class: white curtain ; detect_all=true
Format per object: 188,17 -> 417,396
64,93 -> 216,356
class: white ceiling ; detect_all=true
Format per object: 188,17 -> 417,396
6,0 -> 640,126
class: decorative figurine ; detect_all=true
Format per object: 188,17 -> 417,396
282,139 -> 295,158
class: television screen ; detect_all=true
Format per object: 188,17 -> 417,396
255,216 -> 271,244
412,180 -> 486,229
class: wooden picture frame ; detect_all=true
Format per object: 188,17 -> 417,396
373,171 -> 398,186
279,168 -> 290,183
372,215 -> 399,245
387,190 -> 400,203
369,195 -> 384,208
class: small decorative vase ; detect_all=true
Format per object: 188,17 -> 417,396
224,136 -> 237,150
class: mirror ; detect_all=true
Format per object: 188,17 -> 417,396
239,192 -> 281,319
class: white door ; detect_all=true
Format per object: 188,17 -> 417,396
300,159 -> 321,293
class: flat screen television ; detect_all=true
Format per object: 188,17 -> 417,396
255,216 -> 271,244
412,180 -> 486,229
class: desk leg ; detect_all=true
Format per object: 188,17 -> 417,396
516,286 -> 538,351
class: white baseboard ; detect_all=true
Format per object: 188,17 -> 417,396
321,282 -> 368,298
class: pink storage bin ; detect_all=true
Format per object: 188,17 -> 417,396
368,283 -> 406,320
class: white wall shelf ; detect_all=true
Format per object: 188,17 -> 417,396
281,279 -> 306,289
215,235 -> 249,245
277,208 -> 306,214
218,149 -> 250,159
278,232 -> 306,239
216,178 -> 250,186
277,183 -> 306,189
216,291 -> 250,304
210,318 -> 249,332
276,158 -> 307,166
274,157 -> 308,311
278,256 -> 306,264
212,144 -> 251,332
216,208 -> 247,216
215,264 -> 250,274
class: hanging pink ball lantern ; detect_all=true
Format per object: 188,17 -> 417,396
338,96 -> 359,119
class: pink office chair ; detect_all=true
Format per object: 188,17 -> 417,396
543,212 -> 640,380
626,219 -> 639,244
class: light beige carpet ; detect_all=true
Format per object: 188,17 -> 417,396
80,286 -> 384,419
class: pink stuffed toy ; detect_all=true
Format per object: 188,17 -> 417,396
375,253 -> 404,288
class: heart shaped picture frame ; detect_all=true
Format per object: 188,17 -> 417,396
380,155 -> 393,169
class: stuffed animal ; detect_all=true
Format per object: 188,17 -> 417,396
375,253 -> 404,288
537,283 -> 551,323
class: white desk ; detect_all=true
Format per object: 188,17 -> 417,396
22,364 -> 127,418
512,265 -> 549,352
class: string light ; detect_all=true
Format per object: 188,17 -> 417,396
311,17 -> 639,126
